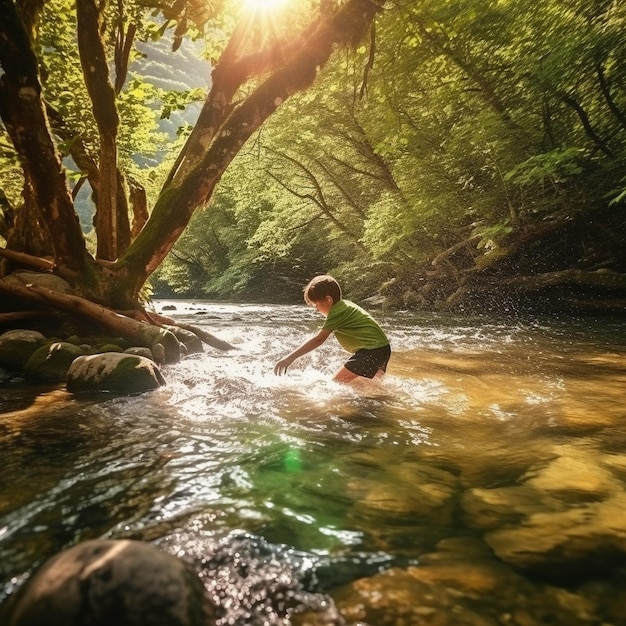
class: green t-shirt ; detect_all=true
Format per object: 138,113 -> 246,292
322,300 -> 389,354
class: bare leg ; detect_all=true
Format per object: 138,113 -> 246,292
333,366 -> 360,384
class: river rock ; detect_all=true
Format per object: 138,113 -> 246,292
24,341 -> 86,383
150,328 -> 181,364
333,560 -> 600,626
461,445 -> 626,579
6,539 -> 216,626
461,485 -> 541,531
348,458 -> 458,527
524,448 -> 621,497
483,490 -> 626,576
151,342 -> 166,364
3,270 -> 72,294
0,329 -> 47,370
163,325 -> 203,354
124,346 -> 155,360
66,352 -> 166,394
333,565 -> 495,626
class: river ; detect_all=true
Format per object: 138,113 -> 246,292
1,301 -> 626,625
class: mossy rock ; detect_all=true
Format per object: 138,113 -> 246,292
3,271 -> 71,294
66,353 -> 166,394
94,343 -> 124,353
106,336 -> 132,350
0,330 -> 47,371
24,341 -> 86,383
163,325 -> 203,354
124,347 -> 155,361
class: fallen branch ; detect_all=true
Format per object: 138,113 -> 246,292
496,268 -> 626,291
431,235 -> 480,267
177,323 -> 238,351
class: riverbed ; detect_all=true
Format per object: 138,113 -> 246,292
1,302 -> 626,625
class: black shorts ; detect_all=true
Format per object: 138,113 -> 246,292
344,344 -> 391,379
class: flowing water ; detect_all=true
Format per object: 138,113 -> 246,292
1,302 -> 626,625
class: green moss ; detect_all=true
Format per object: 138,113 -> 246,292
67,353 -> 165,395
95,343 -> 124,353
0,331 -> 47,370
24,341 -> 85,383
107,357 -> 164,393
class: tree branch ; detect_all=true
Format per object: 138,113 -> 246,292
119,0 -> 384,291
76,0 -> 130,259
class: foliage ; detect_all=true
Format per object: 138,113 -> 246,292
1,0 -> 624,311
161,0 -> 625,303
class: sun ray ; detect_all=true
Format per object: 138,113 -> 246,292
243,0 -> 289,12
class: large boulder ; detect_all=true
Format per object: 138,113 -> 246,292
0,329 -> 47,371
24,341 -> 86,383
3,270 -> 72,294
5,539 -> 216,626
66,353 -> 165,394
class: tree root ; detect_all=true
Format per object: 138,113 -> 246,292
0,275 -> 237,359
0,277 -> 184,361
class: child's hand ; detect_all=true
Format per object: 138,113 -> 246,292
274,357 -> 293,376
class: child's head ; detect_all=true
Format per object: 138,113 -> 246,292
303,275 -> 342,305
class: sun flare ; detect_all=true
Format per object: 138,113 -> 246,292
243,0 -> 288,12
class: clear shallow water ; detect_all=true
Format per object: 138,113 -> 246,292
1,302 -> 626,625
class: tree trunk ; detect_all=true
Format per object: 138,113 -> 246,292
117,0 -> 385,298
0,0 -> 89,277
77,0 -> 131,260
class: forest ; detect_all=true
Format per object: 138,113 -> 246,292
1,0 -> 625,332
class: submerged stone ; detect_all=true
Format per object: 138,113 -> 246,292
348,459 -> 458,526
484,491 -> 626,576
66,352 -> 166,394
332,560 -> 601,626
462,445 -> 626,581
6,539 -> 216,626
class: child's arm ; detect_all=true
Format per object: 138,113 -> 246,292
274,329 -> 332,375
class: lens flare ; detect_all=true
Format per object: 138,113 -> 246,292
243,0 -> 288,11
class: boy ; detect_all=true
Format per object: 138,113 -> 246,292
274,275 -> 391,383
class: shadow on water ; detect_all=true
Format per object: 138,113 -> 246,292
1,302 -> 626,624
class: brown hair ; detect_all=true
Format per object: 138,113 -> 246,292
303,275 -> 342,305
